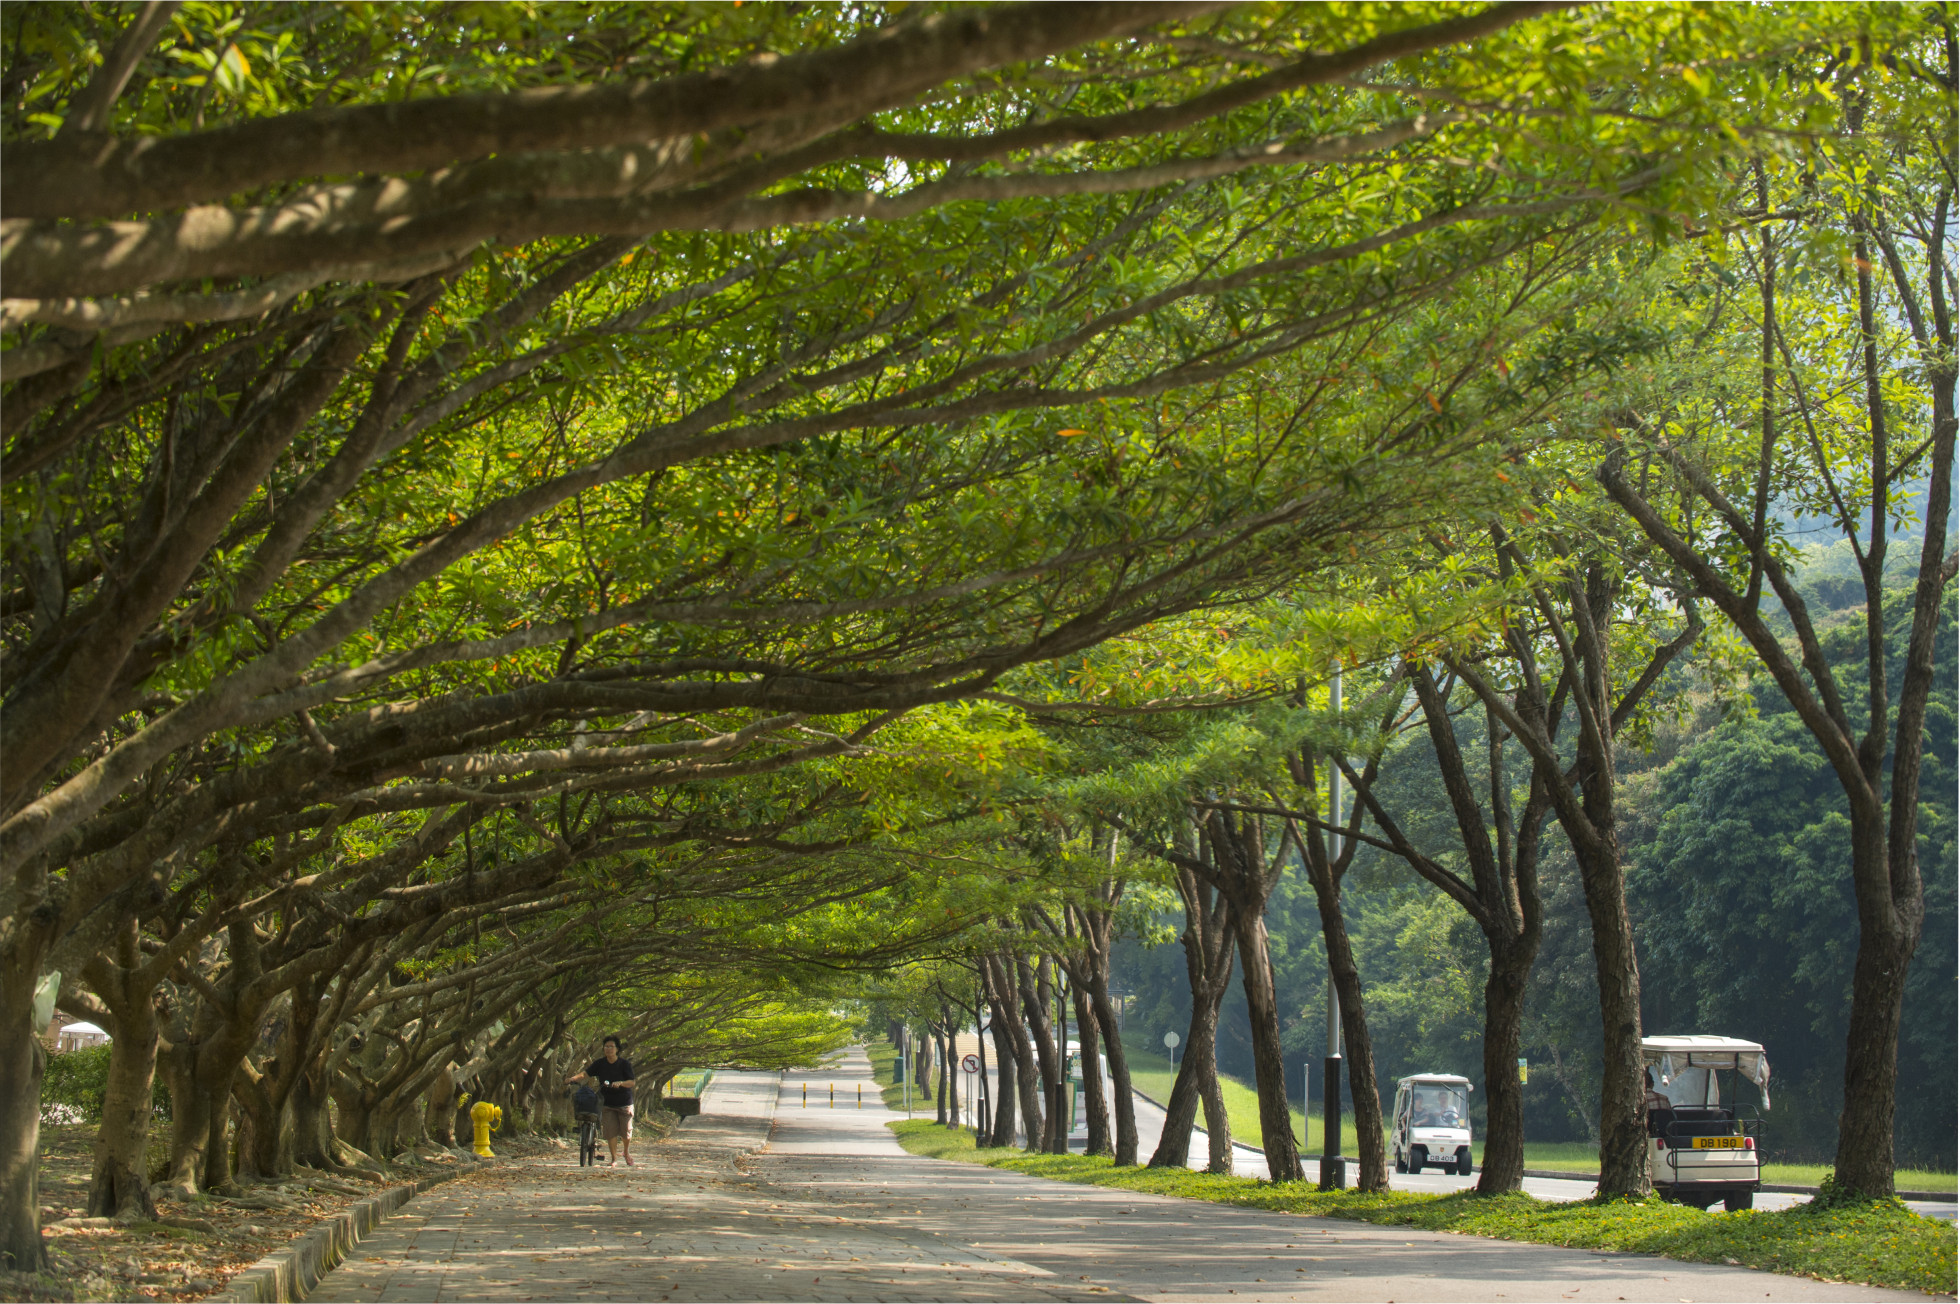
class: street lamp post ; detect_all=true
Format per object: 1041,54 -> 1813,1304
1322,666 -> 1346,1190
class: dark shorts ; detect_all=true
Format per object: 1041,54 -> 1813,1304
601,1105 -> 633,1141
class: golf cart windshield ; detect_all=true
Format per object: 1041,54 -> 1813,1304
1411,1084 -> 1469,1127
1654,1065 -> 1720,1108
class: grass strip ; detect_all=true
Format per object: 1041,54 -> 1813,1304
665,1068 -> 712,1099
869,1045 -> 910,1112
889,1120 -> 1955,1296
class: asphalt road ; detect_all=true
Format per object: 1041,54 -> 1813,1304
311,1052 -> 1948,1303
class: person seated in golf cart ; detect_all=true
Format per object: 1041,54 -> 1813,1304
1642,1035 -> 1771,1212
1412,1088 -> 1462,1129
1393,1073 -> 1474,1175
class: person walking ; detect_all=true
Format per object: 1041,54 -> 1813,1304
568,1036 -> 637,1166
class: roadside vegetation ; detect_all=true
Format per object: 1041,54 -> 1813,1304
890,1121 -> 1957,1296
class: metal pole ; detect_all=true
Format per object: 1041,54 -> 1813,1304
1054,970 -> 1069,1154
976,1007 -> 991,1141
1322,666 -> 1347,1190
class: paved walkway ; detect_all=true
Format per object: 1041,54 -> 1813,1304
312,1050 -> 1941,1302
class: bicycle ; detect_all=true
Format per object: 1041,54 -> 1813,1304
572,1084 -> 602,1167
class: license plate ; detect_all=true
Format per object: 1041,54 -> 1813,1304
1692,1136 -> 1746,1149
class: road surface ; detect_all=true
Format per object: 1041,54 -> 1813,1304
309,1049 -> 1943,1302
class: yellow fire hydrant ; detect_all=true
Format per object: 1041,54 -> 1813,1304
470,1100 -> 502,1157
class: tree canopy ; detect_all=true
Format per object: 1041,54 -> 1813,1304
1,0 -> 1951,1274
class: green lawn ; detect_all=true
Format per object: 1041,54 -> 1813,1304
869,1043 -> 929,1114
889,1120 -> 1957,1297
1124,1047 -> 1327,1153
664,1068 -> 712,1098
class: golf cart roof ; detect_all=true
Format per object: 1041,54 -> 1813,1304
1642,1035 -> 1765,1058
1397,1073 -> 1472,1086
1643,1035 -> 1771,1100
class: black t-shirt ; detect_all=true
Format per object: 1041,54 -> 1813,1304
586,1057 -> 634,1109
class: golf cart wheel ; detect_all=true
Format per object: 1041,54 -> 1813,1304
1395,1151 -> 1408,1174
1724,1191 -> 1754,1212
1409,1145 -> 1427,1173
1457,1150 -> 1473,1177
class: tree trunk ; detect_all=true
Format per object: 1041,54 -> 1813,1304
933,1026 -> 948,1125
291,1066 -> 339,1168
1476,936 -> 1535,1195
330,1073 -> 379,1165
1149,950 -> 1234,1171
985,982 -> 1019,1148
1072,984 -> 1110,1155
158,1040 -> 212,1198
985,954 -> 1042,1149
913,1037 -> 932,1102
1086,972 -> 1137,1165
233,1061 -> 284,1181
1308,882 -> 1386,1192
87,1008 -> 161,1218
1231,909 -> 1307,1182
1570,823 -> 1646,1197
200,1090 -> 233,1191
1149,868 -> 1234,1172
1017,957 -> 1063,1152
936,1024 -> 952,1127
0,947 -> 49,1269
1835,813 -> 1919,1195
426,1066 -> 460,1148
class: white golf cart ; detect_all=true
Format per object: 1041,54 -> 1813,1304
1643,1035 -> 1770,1211
1392,1073 -> 1474,1175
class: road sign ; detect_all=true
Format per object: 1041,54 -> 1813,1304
961,1053 -> 981,1074
1163,1031 -> 1180,1049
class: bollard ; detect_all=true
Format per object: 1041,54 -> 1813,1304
470,1100 -> 501,1157
857,1083 -> 862,1108
802,1083 -> 807,1108
829,1082 -> 834,1108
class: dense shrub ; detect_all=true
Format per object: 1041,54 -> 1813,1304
38,1045 -> 170,1126
40,1045 -> 112,1124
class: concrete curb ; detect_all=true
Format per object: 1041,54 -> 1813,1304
209,1167 -> 465,1302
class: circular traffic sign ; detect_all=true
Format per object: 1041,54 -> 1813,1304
961,1053 -> 981,1074
1163,1031 -> 1180,1049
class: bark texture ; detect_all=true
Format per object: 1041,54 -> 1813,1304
1200,811 -> 1305,1182
1148,862 -> 1235,1172
1071,983 -> 1110,1155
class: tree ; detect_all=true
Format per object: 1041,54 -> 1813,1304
1598,38 -> 1955,1191
1442,525 -> 1703,1197
1339,664 -> 1556,1195
1630,582 -> 1958,1166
